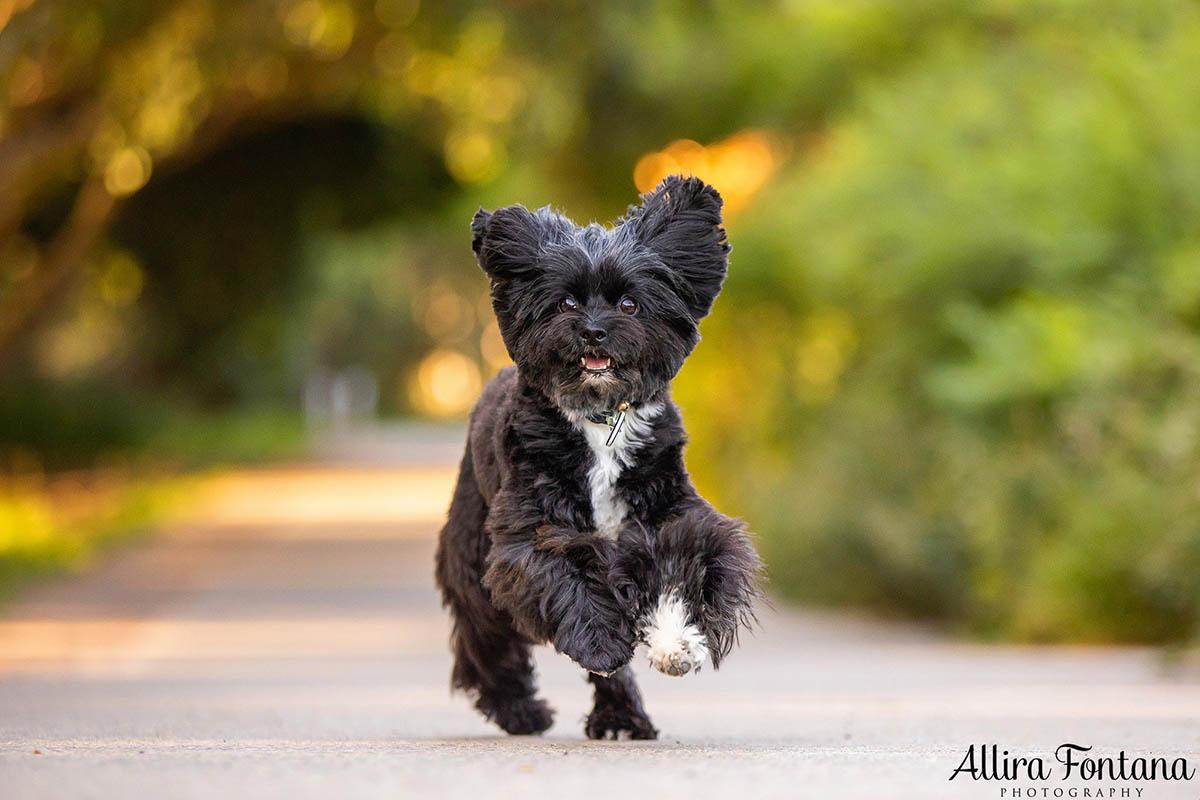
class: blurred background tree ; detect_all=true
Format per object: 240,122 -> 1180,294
3,0 -> 1200,642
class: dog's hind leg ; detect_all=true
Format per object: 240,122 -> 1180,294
449,614 -> 553,735
584,666 -> 658,740
435,447 -> 553,735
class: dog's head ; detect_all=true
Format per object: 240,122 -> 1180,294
471,175 -> 730,414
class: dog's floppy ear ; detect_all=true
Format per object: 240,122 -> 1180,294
471,205 -> 543,281
624,175 -> 730,320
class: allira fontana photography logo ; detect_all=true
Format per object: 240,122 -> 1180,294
949,744 -> 1196,798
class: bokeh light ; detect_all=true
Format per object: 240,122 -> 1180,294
283,0 -> 358,59
479,321 -> 511,372
103,147 -> 152,196
444,127 -> 505,184
409,349 -> 481,416
633,130 -> 778,215
796,308 -> 857,398
97,251 -> 144,308
420,283 -> 471,342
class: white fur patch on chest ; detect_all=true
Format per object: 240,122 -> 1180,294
567,402 -> 661,540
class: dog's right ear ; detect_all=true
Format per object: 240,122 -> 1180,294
471,205 -> 543,281
470,208 -> 491,256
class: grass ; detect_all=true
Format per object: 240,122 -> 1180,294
0,406 -> 307,605
0,474 -> 194,603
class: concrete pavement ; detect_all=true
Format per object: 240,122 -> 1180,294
1,424 -> 1198,799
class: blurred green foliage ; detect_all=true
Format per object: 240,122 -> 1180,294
678,0 -> 1200,642
0,475 -> 194,602
4,0 -> 1200,641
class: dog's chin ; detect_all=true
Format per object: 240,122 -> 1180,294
550,365 -> 634,414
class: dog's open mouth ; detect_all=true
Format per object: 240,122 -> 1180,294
580,353 -> 613,373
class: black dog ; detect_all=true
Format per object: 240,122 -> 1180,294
434,175 -> 761,740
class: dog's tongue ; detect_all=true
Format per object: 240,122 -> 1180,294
584,355 -> 610,370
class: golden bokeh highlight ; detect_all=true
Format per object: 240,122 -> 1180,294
103,146 -> 152,197
471,75 -> 523,123
796,307 -> 857,400
480,321 -> 512,371
633,130 -> 779,216
282,0 -> 357,59
444,127 -> 505,184
420,283 -> 470,342
98,251 -> 145,308
410,349 -> 481,416
132,50 -> 205,151
36,300 -> 123,379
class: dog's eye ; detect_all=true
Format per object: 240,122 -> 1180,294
618,297 -> 638,315
559,296 -> 578,313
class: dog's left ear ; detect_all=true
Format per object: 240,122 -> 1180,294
624,175 -> 731,320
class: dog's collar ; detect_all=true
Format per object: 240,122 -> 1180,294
586,401 -> 631,447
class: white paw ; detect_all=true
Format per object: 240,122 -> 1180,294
646,633 -> 706,676
642,591 -> 708,677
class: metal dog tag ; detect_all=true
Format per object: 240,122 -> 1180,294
604,401 -> 631,447
605,408 -> 627,447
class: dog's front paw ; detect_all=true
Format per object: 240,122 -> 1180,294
585,702 -> 658,741
554,616 -> 634,675
564,638 -> 634,676
642,591 -> 709,677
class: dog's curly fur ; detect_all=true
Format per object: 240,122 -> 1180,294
434,175 -> 762,739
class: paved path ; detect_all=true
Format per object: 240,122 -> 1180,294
1,425 -> 1198,799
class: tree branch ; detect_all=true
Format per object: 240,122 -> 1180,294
0,176 -> 117,363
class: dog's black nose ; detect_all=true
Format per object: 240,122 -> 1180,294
581,326 -> 607,344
